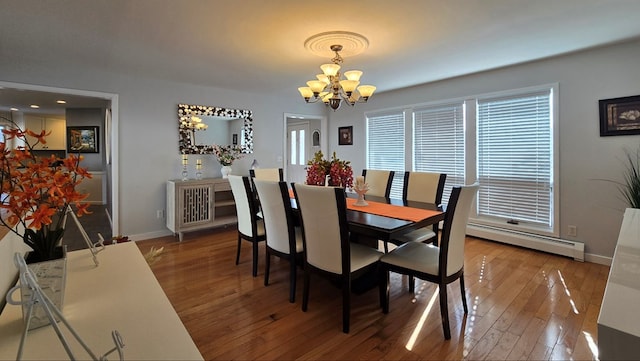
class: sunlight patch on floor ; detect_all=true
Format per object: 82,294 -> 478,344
405,286 -> 439,351
557,270 -> 579,314
583,331 -> 599,360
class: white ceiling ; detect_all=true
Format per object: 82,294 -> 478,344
2,0 -> 640,113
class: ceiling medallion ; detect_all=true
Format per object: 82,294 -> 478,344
304,31 -> 369,58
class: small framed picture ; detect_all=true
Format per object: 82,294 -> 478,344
338,126 -> 353,146
67,126 -> 99,153
599,95 -> 640,136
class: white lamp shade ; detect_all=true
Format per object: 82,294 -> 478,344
320,63 -> 340,77
316,74 -> 330,84
298,87 -> 314,98
339,79 -> 360,93
344,70 -> 363,81
357,85 -> 376,98
306,80 -> 327,93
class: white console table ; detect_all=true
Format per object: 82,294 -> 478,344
0,242 -> 203,360
598,208 -> 640,360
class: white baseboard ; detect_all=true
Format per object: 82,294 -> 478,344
584,253 -> 612,266
467,223 -> 585,262
128,230 -> 173,242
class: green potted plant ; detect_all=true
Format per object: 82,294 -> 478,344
619,147 -> 640,209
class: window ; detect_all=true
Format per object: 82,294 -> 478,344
366,111 -> 405,198
413,102 -> 465,206
365,84 -> 557,235
476,89 -> 553,228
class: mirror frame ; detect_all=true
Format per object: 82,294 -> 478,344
178,103 -> 253,154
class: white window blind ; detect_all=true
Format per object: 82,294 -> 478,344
366,111 -> 405,198
413,102 -> 465,206
477,89 -> 552,228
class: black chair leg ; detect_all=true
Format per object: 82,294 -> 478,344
264,251 -> 271,286
460,273 -> 468,314
381,268 -> 390,314
342,277 -> 351,334
302,269 -> 310,312
235,234 -> 242,265
438,284 -> 451,340
252,240 -> 258,277
289,258 -> 296,303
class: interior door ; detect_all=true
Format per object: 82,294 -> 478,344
286,122 -> 309,184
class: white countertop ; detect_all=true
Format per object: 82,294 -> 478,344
0,241 -> 203,360
598,208 -> 640,338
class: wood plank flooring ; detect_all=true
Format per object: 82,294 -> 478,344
137,227 -> 609,360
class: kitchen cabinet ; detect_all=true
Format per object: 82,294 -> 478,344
24,116 -> 66,150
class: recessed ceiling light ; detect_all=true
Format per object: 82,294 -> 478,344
30,104 -> 40,109
56,100 -> 66,104
10,107 -> 18,111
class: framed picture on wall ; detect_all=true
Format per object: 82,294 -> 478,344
338,126 -> 353,146
67,126 -> 99,153
599,95 -> 640,136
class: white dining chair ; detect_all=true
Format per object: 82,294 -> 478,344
392,171 -> 447,246
380,183 -> 478,340
228,175 -> 266,277
249,168 -> 284,182
292,183 -> 385,333
253,179 -> 303,303
362,169 -> 395,198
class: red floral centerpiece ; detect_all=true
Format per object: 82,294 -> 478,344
0,116 -> 92,262
306,151 -> 353,188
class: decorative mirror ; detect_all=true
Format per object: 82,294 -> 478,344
178,103 -> 253,154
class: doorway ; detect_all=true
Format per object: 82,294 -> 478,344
283,113 -> 327,184
0,81 -> 119,237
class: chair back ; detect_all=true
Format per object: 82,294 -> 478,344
253,180 -> 296,254
362,169 -> 394,198
439,184 -> 478,276
250,168 -> 284,182
228,175 -> 259,237
292,184 -> 349,274
403,171 -> 447,205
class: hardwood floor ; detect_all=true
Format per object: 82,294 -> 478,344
137,228 -> 609,360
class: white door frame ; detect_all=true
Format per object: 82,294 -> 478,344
0,80 -> 120,236
282,112 -> 327,181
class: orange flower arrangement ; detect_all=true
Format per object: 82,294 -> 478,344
0,116 -> 92,262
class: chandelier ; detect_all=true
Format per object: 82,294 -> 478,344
298,43 -> 376,110
181,116 -> 208,131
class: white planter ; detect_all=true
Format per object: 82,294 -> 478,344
221,165 -> 232,178
21,246 -> 67,330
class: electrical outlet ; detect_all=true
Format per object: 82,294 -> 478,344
568,225 -> 577,237
157,209 -> 164,219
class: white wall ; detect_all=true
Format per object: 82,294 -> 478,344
3,35 -> 639,260
0,65 -> 323,240
327,38 -> 640,261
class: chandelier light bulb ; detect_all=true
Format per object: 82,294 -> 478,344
320,63 -> 341,77
306,80 -> 326,94
316,74 -> 330,85
344,70 -> 363,81
357,85 -> 377,99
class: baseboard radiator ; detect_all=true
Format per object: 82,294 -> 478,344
467,223 -> 585,262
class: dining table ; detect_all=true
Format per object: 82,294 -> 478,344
289,190 -> 445,251
343,194 -> 445,250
